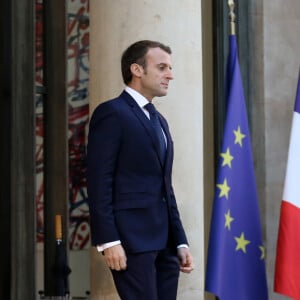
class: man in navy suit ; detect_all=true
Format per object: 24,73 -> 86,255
87,40 -> 194,300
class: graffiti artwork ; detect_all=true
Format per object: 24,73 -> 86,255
67,0 -> 90,250
35,0 -> 90,249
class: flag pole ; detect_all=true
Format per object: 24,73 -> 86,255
228,0 -> 236,36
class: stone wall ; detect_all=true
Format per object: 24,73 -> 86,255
250,0 -> 300,299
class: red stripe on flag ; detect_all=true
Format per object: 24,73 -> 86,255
275,200 -> 300,300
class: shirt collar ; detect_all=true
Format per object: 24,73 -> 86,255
125,86 -> 149,109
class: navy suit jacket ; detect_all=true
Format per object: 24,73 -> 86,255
87,91 -> 188,253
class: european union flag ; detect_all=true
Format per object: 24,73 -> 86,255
205,35 -> 268,299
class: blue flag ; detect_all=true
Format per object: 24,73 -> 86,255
205,35 -> 268,300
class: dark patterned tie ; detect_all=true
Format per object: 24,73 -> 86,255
144,102 -> 166,163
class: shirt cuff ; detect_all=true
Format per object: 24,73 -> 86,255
96,240 -> 121,252
177,244 -> 189,249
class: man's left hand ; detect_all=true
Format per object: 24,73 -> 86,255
177,247 -> 194,274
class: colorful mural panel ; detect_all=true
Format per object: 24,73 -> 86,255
67,0 -> 90,250
67,0 -> 89,250
35,0 -> 90,249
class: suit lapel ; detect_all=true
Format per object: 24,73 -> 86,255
122,91 -> 165,167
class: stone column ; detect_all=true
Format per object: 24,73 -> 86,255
4,0 -> 36,299
89,1 -> 205,299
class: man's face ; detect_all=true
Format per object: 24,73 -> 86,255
139,47 -> 174,101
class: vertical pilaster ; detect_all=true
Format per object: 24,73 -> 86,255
43,0 -> 68,296
0,0 -> 13,298
0,0 -> 36,299
89,1 -> 204,299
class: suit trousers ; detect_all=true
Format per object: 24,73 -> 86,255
111,248 -> 180,300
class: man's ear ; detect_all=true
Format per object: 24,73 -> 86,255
130,63 -> 143,78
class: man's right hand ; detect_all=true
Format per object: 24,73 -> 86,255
103,244 -> 127,271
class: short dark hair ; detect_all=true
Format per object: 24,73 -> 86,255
121,40 -> 172,85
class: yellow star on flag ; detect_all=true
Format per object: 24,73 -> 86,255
233,126 -> 246,147
224,210 -> 234,230
216,178 -> 230,200
220,148 -> 234,168
235,232 -> 250,253
259,246 -> 265,260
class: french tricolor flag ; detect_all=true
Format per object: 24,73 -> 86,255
274,69 -> 300,299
